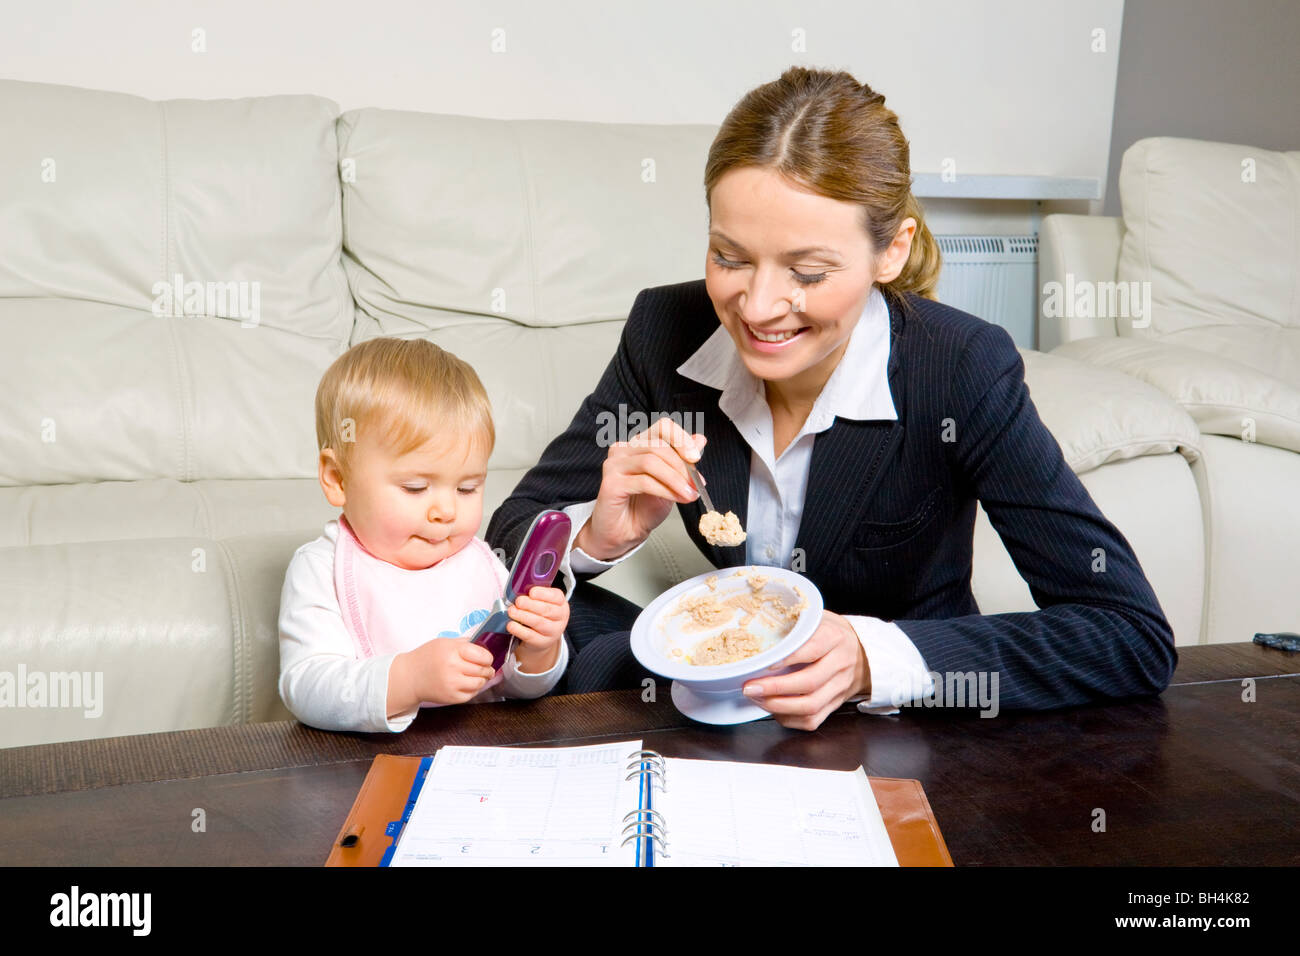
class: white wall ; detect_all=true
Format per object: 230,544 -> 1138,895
1104,0 -> 1300,216
1,0 -> 1123,212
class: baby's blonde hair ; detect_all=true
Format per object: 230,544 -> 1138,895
315,337 -> 494,486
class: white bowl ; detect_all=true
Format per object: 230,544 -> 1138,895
630,566 -> 824,724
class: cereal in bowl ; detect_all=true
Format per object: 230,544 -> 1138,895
671,593 -> 734,631
688,627 -> 764,666
663,569 -> 810,665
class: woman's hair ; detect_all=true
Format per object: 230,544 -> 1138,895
703,67 -> 942,308
315,337 -> 494,485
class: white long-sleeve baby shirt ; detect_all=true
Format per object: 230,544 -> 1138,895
278,518 -> 568,733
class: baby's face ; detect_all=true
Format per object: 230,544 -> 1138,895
333,425 -> 490,571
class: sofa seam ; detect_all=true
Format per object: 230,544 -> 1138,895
649,525 -> 684,586
1065,432 -> 1202,471
1190,452 -> 1216,646
173,322 -> 198,483
507,120 -> 541,325
1178,401 -> 1300,429
159,99 -> 168,311
157,316 -> 183,481
191,480 -> 216,539
158,100 -> 191,483
334,110 -> 354,352
213,537 -> 249,724
1140,145 -> 1152,308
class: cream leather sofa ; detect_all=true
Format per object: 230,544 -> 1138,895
1040,136 -> 1300,653
0,80 -> 1205,749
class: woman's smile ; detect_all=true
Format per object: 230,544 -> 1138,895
742,320 -> 812,352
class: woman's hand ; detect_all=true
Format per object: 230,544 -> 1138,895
575,415 -> 708,560
741,611 -> 871,731
507,585 -> 569,673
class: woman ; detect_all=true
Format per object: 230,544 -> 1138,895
486,67 -> 1176,730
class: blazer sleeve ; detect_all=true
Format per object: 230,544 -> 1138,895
892,321 -> 1178,710
485,288 -> 660,587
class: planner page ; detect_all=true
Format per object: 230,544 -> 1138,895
655,759 -> 899,867
388,739 -> 645,866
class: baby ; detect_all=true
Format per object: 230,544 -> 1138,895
278,337 -> 570,733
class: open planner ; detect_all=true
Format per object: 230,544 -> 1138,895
359,740 -> 906,867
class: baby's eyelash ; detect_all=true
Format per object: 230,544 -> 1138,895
403,486 -> 479,495
710,252 -> 827,285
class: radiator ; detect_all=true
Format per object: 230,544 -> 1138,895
932,235 -> 1039,349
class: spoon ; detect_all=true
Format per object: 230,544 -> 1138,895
684,461 -> 717,514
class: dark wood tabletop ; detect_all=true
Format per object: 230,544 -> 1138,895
1,642 -> 1297,866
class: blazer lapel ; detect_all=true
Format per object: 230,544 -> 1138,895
793,292 -> 907,580
792,419 -> 902,579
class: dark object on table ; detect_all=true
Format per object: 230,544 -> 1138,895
1253,632 -> 1300,652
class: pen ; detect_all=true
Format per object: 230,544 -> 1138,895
339,824 -> 365,848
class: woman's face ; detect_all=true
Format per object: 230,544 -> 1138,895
320,423 -> 489,571
705,167 -> 913,399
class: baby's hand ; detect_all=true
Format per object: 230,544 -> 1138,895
392,637 -> 496,712
507,586 -> 569,674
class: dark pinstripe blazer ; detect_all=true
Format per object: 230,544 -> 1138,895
487,278 -> 1178,710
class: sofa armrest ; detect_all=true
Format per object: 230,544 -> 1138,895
1038,214 -> 1124,350
1053,336 -> 1300,455
1021,346 -> 1202,473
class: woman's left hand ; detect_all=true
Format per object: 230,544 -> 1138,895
741,611 -> 870,731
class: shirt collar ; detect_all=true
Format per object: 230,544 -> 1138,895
676,284 -> 898,427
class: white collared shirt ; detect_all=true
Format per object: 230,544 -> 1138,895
558,285 -> 934,714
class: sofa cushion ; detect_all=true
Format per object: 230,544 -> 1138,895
0,534 -> 238,748
1053,336 -> 1300,455
338,108 -> 717,334
1116,136 -> 1300,349
337,108 -> 720,472
415,320 -> 626,473
1159,325 -> 1300,390
0,79 -> 352,486
1020,347 -> 1202,472
0,477 -> 337,549
0,298 -> 343,486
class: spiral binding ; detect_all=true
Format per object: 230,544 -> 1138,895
622,749 -> 669,862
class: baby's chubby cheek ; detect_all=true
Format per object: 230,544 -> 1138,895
373,507 -> 411,543
371,510 -> 427,559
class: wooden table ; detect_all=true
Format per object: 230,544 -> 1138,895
1,642 -> 1297,866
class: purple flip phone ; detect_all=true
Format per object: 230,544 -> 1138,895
468,509 -> 572,671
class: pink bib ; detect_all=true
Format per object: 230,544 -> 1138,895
333,514 -> 507,696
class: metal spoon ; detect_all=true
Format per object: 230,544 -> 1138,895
684,460 -> 717,514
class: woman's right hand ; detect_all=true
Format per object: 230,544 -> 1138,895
575,415 -> 708,561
